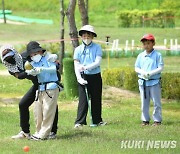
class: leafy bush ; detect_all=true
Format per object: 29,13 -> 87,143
123,68 -> 138,91
161,73 -> 180,100
63,58 -> 78,99
102,67 -> 138,91
116,9 -> 175,28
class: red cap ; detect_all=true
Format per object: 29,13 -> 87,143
140,34 -> 155,42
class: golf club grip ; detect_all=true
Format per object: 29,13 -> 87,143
82,71 -> 86,80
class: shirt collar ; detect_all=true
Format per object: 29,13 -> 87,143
144,49 -> 155,57
81,41 -> 93,48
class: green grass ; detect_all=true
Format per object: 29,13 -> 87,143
0,21 -> 180,48
0,58 -> 179,153
0,88 -> 179,154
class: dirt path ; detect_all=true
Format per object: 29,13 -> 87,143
0,86 -> 139,109
0,70 -> 9,76
0,19 -> 27,25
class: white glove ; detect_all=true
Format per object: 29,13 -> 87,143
141,72 -> 150,80
77,78 -> 88,85
34,67 -> 43,74
135,67 -> 149,80
25,69 -> 41,76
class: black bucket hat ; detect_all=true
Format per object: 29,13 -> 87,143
26,41 -> 46,56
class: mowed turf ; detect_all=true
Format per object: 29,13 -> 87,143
0,83 -> 179,154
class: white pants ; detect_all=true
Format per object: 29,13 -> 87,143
139,83 -> 162,122
34,88 -> 59,139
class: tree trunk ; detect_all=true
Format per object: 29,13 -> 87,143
78,0 -> 88,25
66,0 -> 79,50
2,0 -> 6,24
59,0 -> 65,74
85,0 -> 88,16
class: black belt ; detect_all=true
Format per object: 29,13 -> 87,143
36,81 -> 59,100
139,78 -> 161,99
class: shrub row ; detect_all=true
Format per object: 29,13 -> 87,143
63,58 -> 78,99
102,67 -> 180,100
116,9 -> 175,28
102,67 -> 139,91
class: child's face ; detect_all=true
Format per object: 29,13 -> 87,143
81,32 -> 94,45
30,51 -> 43,57
142,40 -> 155,53
81,32 -> 94,39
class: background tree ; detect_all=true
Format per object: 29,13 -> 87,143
59,0 -> 65,73
65,0 -> 79,50
2,0 -> 6,23
78,0 -> 88,25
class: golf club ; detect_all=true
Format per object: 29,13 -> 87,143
24,61 -> 33,70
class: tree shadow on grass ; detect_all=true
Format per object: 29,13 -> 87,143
57,130 -> 92,140
163,121 -> 180,125
0,98 -> 20,105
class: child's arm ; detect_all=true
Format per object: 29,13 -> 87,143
148,53 -> 164,77
35,64 -> 56,73
135,67 -> 146,75
148,66 -> 164,76
44,52 -> 58,62
83,56 -> 102,71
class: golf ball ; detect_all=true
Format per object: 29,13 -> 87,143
23,146 -> 30,152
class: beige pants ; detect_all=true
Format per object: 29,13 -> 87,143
34,88 -> 59,139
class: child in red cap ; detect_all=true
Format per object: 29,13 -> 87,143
135,34 -> 164,126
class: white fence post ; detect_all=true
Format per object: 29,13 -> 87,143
131,40 -> 134,50
164,39 -> 167,55
170,39 -> 173,51
111,40 -> 116,52
115,39 -> 119,51
125,40 -> 129,55
175,39 -> 178,51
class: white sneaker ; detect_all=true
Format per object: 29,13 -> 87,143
98,121 -> 107,126
74,124 -> 83,129
11,131 -> 31,139
30,134 -> 41,141
48,132 -> 57,139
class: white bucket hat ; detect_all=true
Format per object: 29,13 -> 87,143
0,44 -> 15,62
79,25 -> 97,37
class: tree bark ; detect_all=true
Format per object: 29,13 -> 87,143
59,0 -> 65,74
85,0 -> 88,15
78,0 -> 88,26
66,0 -> 79,50
2,0 -> 6,24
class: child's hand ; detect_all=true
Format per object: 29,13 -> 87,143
25,68 -> 40,76
77,78 -> 88,85
142,72 -> 150,80
34,67 -> 43,74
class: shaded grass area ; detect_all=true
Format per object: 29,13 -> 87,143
0,94 -> 179,154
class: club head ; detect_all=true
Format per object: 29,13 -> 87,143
24,61 -> 33,70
